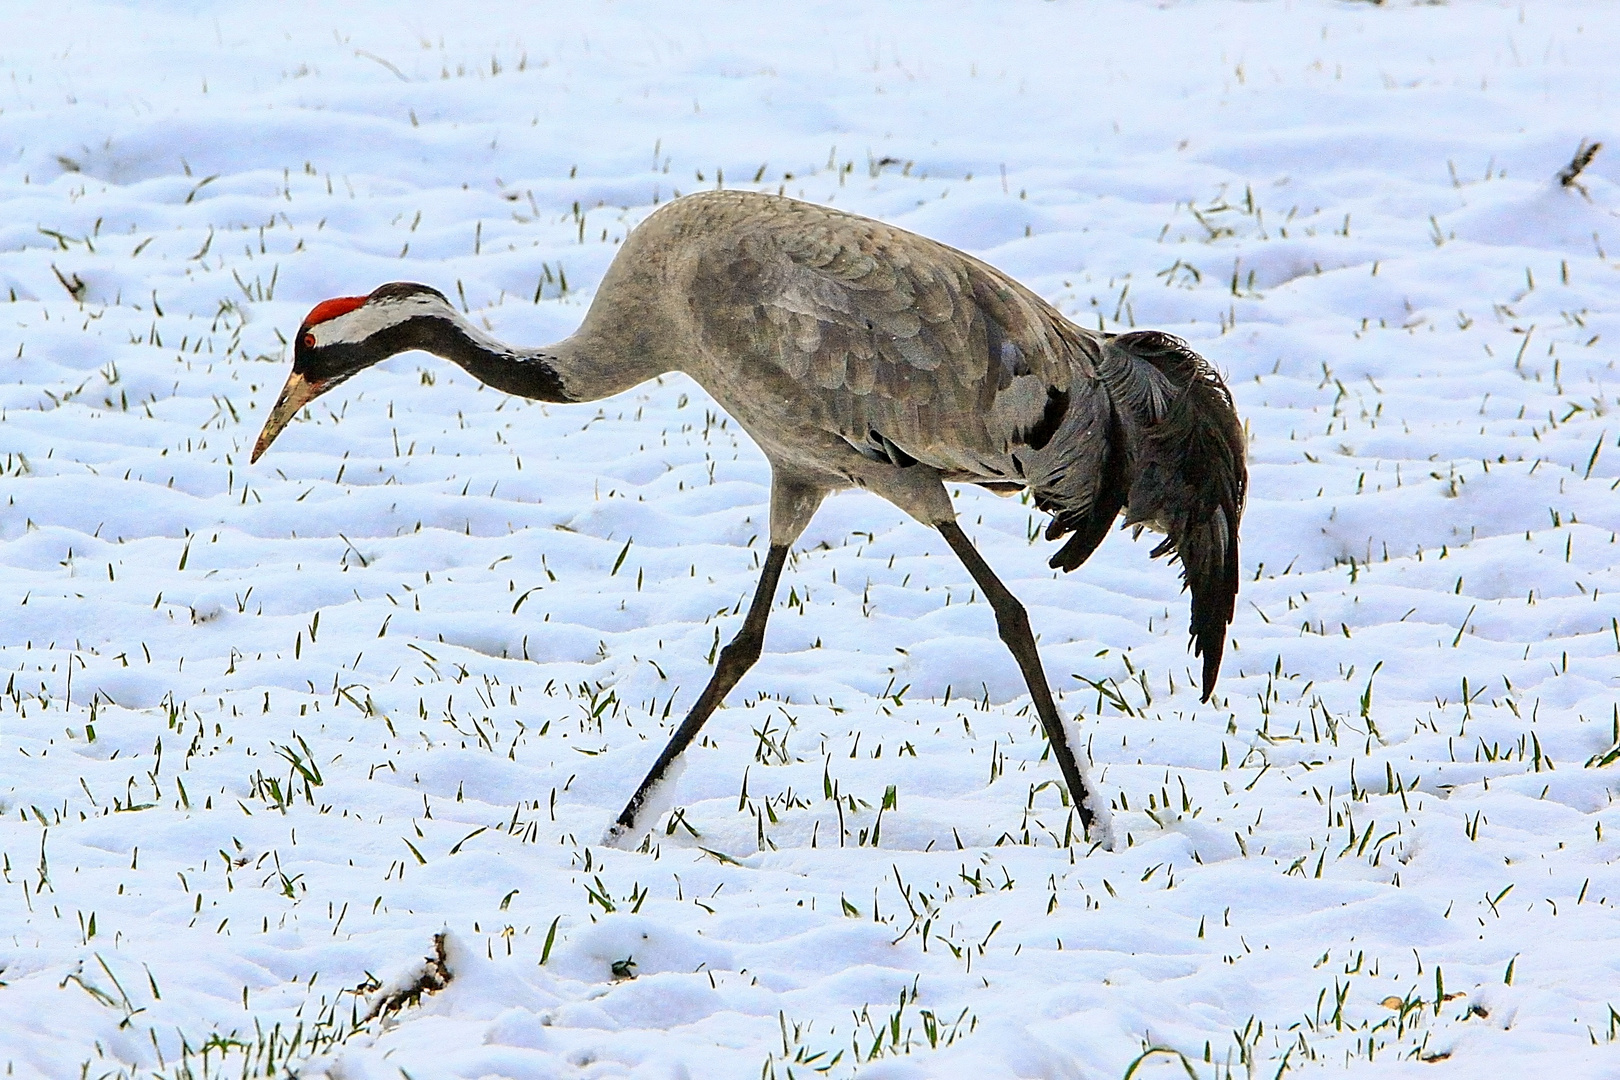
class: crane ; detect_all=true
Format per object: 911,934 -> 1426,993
252,190 -> 1246,850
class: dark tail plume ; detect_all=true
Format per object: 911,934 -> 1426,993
1048,331 -> 1246,702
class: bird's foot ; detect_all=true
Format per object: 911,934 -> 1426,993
600,818 -> 638,850
1083,790 -> 1119,852
603,758 -> 687,851
1070,753 -> 1119,851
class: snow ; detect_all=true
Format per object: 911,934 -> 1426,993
2,0 -> 1619,1076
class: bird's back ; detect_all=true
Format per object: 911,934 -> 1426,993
638,191 -> 1113,502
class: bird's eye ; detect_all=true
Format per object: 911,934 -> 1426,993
302,333 -> 315,349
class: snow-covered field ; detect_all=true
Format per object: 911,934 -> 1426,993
3,1 -> 1618,1076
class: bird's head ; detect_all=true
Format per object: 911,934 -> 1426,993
252,283 -> 452,462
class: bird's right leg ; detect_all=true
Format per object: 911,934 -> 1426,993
603,479 -> 826,849
937,520 -> 1116,849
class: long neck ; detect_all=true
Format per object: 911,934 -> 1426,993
412,313 -> 571,402
410,305 -> 665,404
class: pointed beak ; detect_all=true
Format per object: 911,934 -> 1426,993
252,371 -> 323,463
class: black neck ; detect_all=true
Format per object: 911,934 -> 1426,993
398,312 -> 574,403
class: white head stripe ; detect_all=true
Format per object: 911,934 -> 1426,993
308,293 -> 447,347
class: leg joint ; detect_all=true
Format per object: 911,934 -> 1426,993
717,632 -> 764,674
991,596 -> 1031,642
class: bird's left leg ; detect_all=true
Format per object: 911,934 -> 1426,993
937,520 -> 1116,848
603,479 -> 827,849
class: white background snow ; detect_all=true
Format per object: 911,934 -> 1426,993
2,1 -> 1618,1076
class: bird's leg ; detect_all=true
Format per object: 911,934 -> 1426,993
603,543 -> 790,848
937,521 -> 1113,846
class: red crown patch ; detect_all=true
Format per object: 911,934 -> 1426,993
302,295 -> 368,329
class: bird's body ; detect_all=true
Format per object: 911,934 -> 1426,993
546,192 -> 1127,529
255,190 -> 1246,849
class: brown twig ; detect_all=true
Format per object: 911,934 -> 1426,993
1557,139 -> 1601,193
355,49 -> 409,82
50,264 -> 86,303
364,932 -> 452,1021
